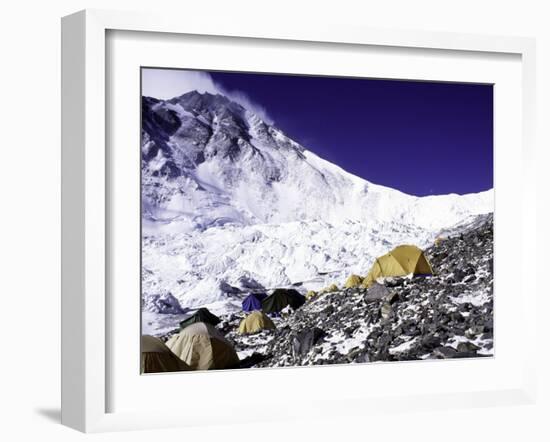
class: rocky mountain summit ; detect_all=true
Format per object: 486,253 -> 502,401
214,213 -> 494,366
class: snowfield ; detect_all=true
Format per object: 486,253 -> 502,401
141,90 -> 493,332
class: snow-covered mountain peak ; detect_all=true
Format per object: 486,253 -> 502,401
142,90 -> 491,232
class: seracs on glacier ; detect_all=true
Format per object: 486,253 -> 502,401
141,90 -> 493,328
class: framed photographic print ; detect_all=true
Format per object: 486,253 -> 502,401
140,67 -> 495,371
61,9 -> 537,432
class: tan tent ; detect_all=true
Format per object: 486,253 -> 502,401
238,311 -> 276,335
166,322 -> 240,370
141,335 -> 191,374
362,245 -> 434,288
344,274 -> 364,288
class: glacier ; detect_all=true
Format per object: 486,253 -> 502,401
141,90 -> 493,329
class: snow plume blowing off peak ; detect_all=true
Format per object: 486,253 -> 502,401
141,69 -> 273,124
141,87 -> 493,322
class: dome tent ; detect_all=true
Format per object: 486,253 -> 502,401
322,283 -> 339,293
166,322 -> 240,370
262,288 -> 306,314
242,293 -> 268,312
179,307 -> 221,331
344,274 -> 364,289
141,335 -> 191,374
238,311 -> 276,334
305,290 -> 317,300
362,245 -> 433,288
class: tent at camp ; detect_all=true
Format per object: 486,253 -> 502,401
242,293 -> 268,312
362,245 -> 433,288
238,311 -> 276,334
179,307 -> 221,330
322,283 -> 339,293
166,322 -> 240,370
141,335 -> 191,374
305,290 -> 317,300
345,274 -> 364,289
262,288 -> 306,314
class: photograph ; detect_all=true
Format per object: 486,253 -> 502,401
140,68 -> 494,373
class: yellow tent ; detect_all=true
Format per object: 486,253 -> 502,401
362,245 -> 433,288
322,283 -> 339,293
305,290 -> 317,300
238,311 -> 276,334
344,274 -> 364,288
166,322 -> 240,370
141,335 -> 191,374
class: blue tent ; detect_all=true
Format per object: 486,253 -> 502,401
242,293 -> 267,312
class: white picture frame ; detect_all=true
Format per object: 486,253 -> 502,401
61,9 -> 537,433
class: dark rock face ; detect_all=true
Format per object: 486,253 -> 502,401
292,328 -> 325,359
224,214 -> 494,367
141,90 -> 312,204
141,97 -> 182,178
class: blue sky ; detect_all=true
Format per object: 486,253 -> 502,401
143,68 -> 493,196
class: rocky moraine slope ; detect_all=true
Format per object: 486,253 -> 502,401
209,213 -> 494,367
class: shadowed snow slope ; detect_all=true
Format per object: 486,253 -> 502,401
141,91 -> 493,317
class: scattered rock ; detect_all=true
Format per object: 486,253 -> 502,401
421,335 -> 441,351
465,325 -> 485,338
457,341 -> 480,353
385,291 -> 399,305
433,346 -> 458,358
380,303 -> 393,319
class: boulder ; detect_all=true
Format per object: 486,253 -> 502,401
456,341 -> 480,353
433,346 -> 458,358
291,328 -> 325,358
365,283 -> 390,301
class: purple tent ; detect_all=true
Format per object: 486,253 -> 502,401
242,293 -> 267,312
